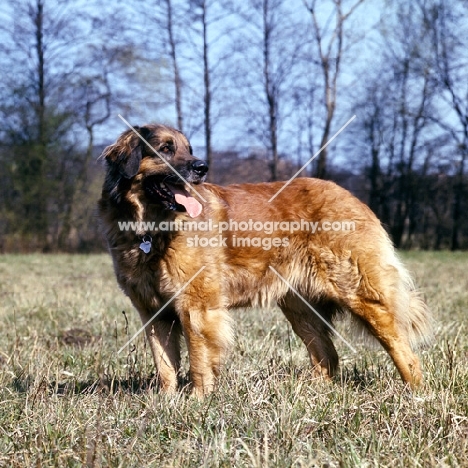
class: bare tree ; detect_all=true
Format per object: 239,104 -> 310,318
57,70 -> 111,248
164,0 -> 184,131
351,1 -> 440,248
232,0 -> 306,181
131,0 -> 185,131
185,0 -> 240,181
200,0 -> 213,179
353,80 -> 387,218
261,0 -> 281,181
425,0 -> 468,250
0,0 -> 121,250
180,0 -> 215,179
0,0 -> 83,247
303,0 -> 365,179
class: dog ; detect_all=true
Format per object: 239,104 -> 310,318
98,123 -> 432,397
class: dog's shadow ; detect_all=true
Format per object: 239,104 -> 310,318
10,365 -> 386,397
11,370 -> 192,396
336,364 -> 385,389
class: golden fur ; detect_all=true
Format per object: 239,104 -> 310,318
98,124 -> 432,397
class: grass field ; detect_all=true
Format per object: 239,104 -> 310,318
0,252 -> 467,467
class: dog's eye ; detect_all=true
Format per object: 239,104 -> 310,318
160,144 -> 173,154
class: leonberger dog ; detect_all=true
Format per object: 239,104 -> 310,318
98,123 -> 432,397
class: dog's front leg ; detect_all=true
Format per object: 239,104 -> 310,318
137,310 -> 182,394
180,307 -> 233,398
184,326 -> 215,398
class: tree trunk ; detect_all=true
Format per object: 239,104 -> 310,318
201,1 -> 213,181
165,0 -> 184,131
368,145 -> 381,216
263,0 -> 278,181
34,0 -> 49,247
316,62 -> 333,180
451,153 -> 465,250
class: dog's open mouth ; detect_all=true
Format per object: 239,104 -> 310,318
143,176 -> 202,218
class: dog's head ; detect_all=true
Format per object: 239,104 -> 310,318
101,124 -> 208,217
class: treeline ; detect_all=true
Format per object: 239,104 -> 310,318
0,0 -> 467,252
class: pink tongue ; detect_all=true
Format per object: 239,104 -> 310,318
169,185 -> 203,218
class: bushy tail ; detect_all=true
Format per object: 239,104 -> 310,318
393,256 -> 433,349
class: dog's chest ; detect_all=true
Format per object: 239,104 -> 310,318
111,247 -> 168,306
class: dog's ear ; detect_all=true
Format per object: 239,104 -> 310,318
101,126 -> 150,178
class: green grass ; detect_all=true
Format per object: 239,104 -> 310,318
0,252 -> 467,467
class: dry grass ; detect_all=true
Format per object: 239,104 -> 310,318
0,252 -> 467,467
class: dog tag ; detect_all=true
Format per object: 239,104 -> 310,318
139,235 -> 152,254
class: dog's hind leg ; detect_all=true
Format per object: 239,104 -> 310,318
138,311 -> 182,394
278,293 -> 339,380
346,297 -> 422,388
342,252 -> 428,388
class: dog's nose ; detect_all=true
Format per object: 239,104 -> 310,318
191,160 -> 209,176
